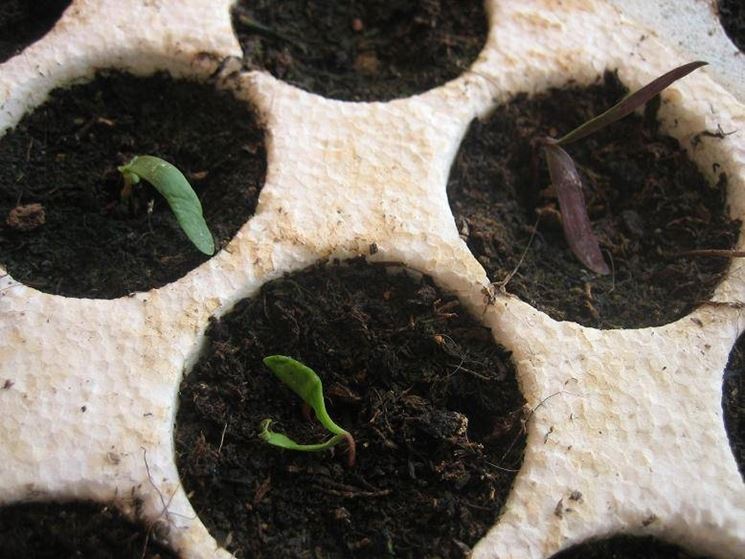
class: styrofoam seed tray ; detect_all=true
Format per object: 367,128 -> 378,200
0,0 -> 743,557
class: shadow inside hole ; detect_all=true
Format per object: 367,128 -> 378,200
176,259 -> 526,558
550,534 -> 713,559
0,501 -> 177,559
723,333 -> 745,480
231,0 -> 488,101
718,0 -> 745,52
0,71 -> 266,299
447,71 -> 739,329
0,0 -> 71,63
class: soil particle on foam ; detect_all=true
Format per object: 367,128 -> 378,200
176,260 -> 526,558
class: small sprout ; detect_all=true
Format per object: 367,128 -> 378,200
534,61 -> 707,274
118,155 -> 215,255
260,355 -> 356,466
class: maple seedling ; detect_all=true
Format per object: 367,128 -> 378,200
118,155 -> 215,255
534,61 -> 707,274
260,355 -> 356,466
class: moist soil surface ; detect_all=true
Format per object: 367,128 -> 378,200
231,0 -> 487,101
447,71 -> 740,329
0,0 -> 70,63
719,0 -> 745,51
723,333 -> 745,479
176,260 -> 526,558
0,501 -> 177,559
0,72 -> 266,298
550,535 -> 711,559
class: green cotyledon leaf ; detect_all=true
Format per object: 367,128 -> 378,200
262,355 -> 348,437
118,155 -> 215,255
259,419 -> 346,452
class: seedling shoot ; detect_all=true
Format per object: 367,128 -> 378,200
535,61 -> 707,274
118,155 -> 215,255
260,355 -> 356,466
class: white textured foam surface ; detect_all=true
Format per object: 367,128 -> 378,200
0,1 -> 743,558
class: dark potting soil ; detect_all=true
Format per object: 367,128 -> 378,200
176,260 -> 526,558
0,501 -> 177,559
0,72 -> 266,299
719,0 -> 745,52
723,333 -> 745,480
550,535 -> 712,559
0,0 -> 70,63
447,71 -> 740,329
231,0 -> 487,101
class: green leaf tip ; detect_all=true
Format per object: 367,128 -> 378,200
261,355 -> 356,466
118,155 -> 215,256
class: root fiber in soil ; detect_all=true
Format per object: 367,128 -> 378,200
176,259 -> 526,558
0,72 -> 266,299
231,0 -> 487,101
0,0 -> 70,63
447,71 -> 739,329
0,501 -> 177,559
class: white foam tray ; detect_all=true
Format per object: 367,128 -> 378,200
0,1 -> 743,558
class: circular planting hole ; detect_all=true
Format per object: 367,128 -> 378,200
176,259 -> 526,558
231,0 -> 488,101
447,71 -> 739,329
718,0 -> 745,52
0,72 -> 266,298
549,534 -> 713,559
0,501 -> 177,559
0,0 -> 70,63
723,333 -> 744,480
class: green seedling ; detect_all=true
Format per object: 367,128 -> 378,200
118,155 -> 215,255
260,355 -> 356,466
533,61 -> 707,275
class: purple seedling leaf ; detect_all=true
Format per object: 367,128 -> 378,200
556,61 -> 707,146
543,142 -> 610,275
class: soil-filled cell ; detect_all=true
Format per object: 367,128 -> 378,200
723,334 -> 745,480
0,72 -> 266,298
176,260 -> 526,558
0,0 -> 70,63
447,72 -> 739,329
231,0 -> 488,101
550,534 -> 712,559
719,0 -> 745,52
0,501 -> 177,559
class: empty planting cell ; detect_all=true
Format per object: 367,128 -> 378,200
176,260 -> 525,558
0,72 -> 266,298
549,534 -> 713,559
0,501 -> 177,558
447,72 -> 739,329
723,333 -> 745,480
0,0 -> 70,63
231,0 -> 488,101
719,0 -> 745,52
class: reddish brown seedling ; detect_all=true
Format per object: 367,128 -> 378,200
534,61 -> 707,274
